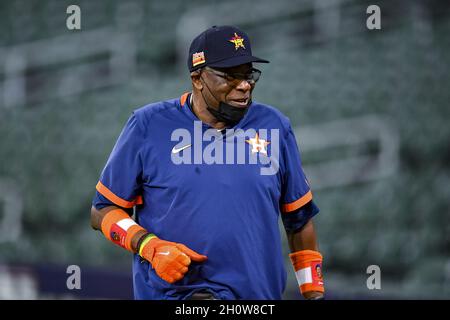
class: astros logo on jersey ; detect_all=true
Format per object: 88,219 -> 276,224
229,33 -> 245,50
246,132 -> 270,155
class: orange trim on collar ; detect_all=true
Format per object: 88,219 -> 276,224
180,92 -> 190,106
282,190 -> 312,213
96,181 -> 143,208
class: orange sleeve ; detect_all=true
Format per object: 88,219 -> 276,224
281,190 -> 312,213
96,181 -> 143,208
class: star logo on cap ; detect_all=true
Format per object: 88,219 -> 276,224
229,32 -> 245,50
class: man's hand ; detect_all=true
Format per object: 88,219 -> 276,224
139,235 -> 208,283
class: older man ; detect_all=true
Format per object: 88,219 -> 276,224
90,25 -> 324,300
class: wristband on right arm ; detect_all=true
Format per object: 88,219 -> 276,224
100,209 -> 146,252
101,210 -> 208,284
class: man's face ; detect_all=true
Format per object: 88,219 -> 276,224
200,63 -> 256,108
316,265 -> 322,279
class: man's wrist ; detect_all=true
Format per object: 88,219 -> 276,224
132,231 -> 152,253
136,232 -> 158,255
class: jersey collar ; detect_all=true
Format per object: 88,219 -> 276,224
179,92 -> 253,130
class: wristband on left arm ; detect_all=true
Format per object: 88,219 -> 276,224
289,249 -> 325,296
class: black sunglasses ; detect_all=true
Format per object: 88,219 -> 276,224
204,66 -> 262,86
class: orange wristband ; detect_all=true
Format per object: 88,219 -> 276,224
100,209 -> 146,252
289,250 -> 324,294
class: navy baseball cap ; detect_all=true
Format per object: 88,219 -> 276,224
188,25 -> 269,72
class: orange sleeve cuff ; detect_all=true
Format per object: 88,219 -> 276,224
96,181 -> 143,208
282,190 -> 312,213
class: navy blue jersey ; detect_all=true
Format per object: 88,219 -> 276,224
93,93 -> 318,299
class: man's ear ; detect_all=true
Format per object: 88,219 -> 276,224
191,70 -> 203,90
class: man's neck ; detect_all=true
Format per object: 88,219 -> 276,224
191,92 -> 227,130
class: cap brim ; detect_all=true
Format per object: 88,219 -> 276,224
208,55 -> 269,69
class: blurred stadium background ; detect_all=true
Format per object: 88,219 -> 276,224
0,0 -> 449,299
